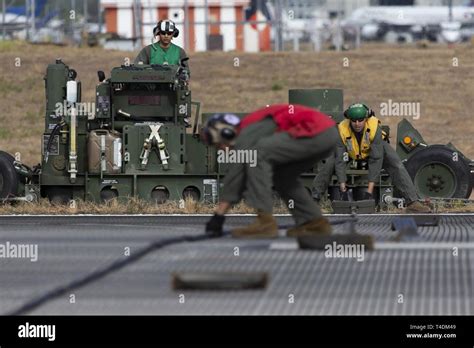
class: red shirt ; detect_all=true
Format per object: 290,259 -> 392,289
239,104 -> 335,138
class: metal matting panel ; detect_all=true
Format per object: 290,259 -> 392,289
0,215 -> 472,315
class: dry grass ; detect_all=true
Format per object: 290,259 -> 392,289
0,40 -> 473,214
1,41 -> 473,163
0,197 -> 311,215
2,197 -> 472,215
429,199 -> 474,213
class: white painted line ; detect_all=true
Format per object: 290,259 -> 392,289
269,241 -> 474,251
0,213 -> 472,217
376,242 -> 474,250
270,242 -> 298,250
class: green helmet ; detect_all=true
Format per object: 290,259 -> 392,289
344,103 -> 371,120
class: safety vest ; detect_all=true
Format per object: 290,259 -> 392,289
338,116 -> 381,160
150,43 -> 181,65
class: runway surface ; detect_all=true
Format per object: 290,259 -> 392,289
0,214 -> 472,315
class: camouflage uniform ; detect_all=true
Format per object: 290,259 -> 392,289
222,118 -> 338,225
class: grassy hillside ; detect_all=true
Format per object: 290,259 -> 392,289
0,40 -> 473,165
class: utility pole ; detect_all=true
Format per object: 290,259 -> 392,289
2,0 -> 6,41
204,0 -> 209,50
184,0 -> 189,52
71,0 -> 75,42
98,0 -> 102,35
31,0 -> 35,39
132,0 -> 141,49
448,0 -> 453,22
25,0 -> 29,40
355,25 -> 361,50
274,0 -> 283,52
336,0 -> 343,52
147,0 -> 154,43
84,0 -> 88,26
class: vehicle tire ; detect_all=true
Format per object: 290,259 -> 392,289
0,150 -> 27,184
0,151 -> 19,200
405,145 -> 472,198
0,150 -> 15,162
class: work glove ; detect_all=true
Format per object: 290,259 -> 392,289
341,191 -> 349,201
363,192 -> 374,200
205,213 -> 225,237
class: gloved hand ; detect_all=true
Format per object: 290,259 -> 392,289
363,192 -> 374,200
341,191 -> 349,201
205,213 -> 225,237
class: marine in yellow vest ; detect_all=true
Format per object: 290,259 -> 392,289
338,113 -> 382,161
134,20 -> 190,75
312,103 -> 431,213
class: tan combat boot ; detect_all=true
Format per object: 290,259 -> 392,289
287,217 -> 333,238
231,212 -> 278,239
405,201 -> 432,213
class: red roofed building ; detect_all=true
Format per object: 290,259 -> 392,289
101,0 -> 272,52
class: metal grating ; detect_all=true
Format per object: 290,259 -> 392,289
0,214 -> 472,315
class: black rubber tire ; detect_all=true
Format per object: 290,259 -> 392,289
0,150 -> 27,184
405,145 -> 472,198
0,150 -> 15,163
0,151 -> 19,200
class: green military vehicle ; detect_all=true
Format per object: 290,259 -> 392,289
0,59 -> 221,205
0,60 -> 472,209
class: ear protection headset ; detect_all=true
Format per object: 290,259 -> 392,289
153,20 -> 180,38
201,114 -> 240,145
343,103 -> 375,119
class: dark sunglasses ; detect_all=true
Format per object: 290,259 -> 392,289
160,32 -> 174,36
350,118 -> 366,123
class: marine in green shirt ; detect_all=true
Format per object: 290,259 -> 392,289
134,20 -> 190,76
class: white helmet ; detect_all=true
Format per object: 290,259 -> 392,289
153,20 -> 179,38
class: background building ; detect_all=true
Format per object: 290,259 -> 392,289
101,0 -> 272,52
